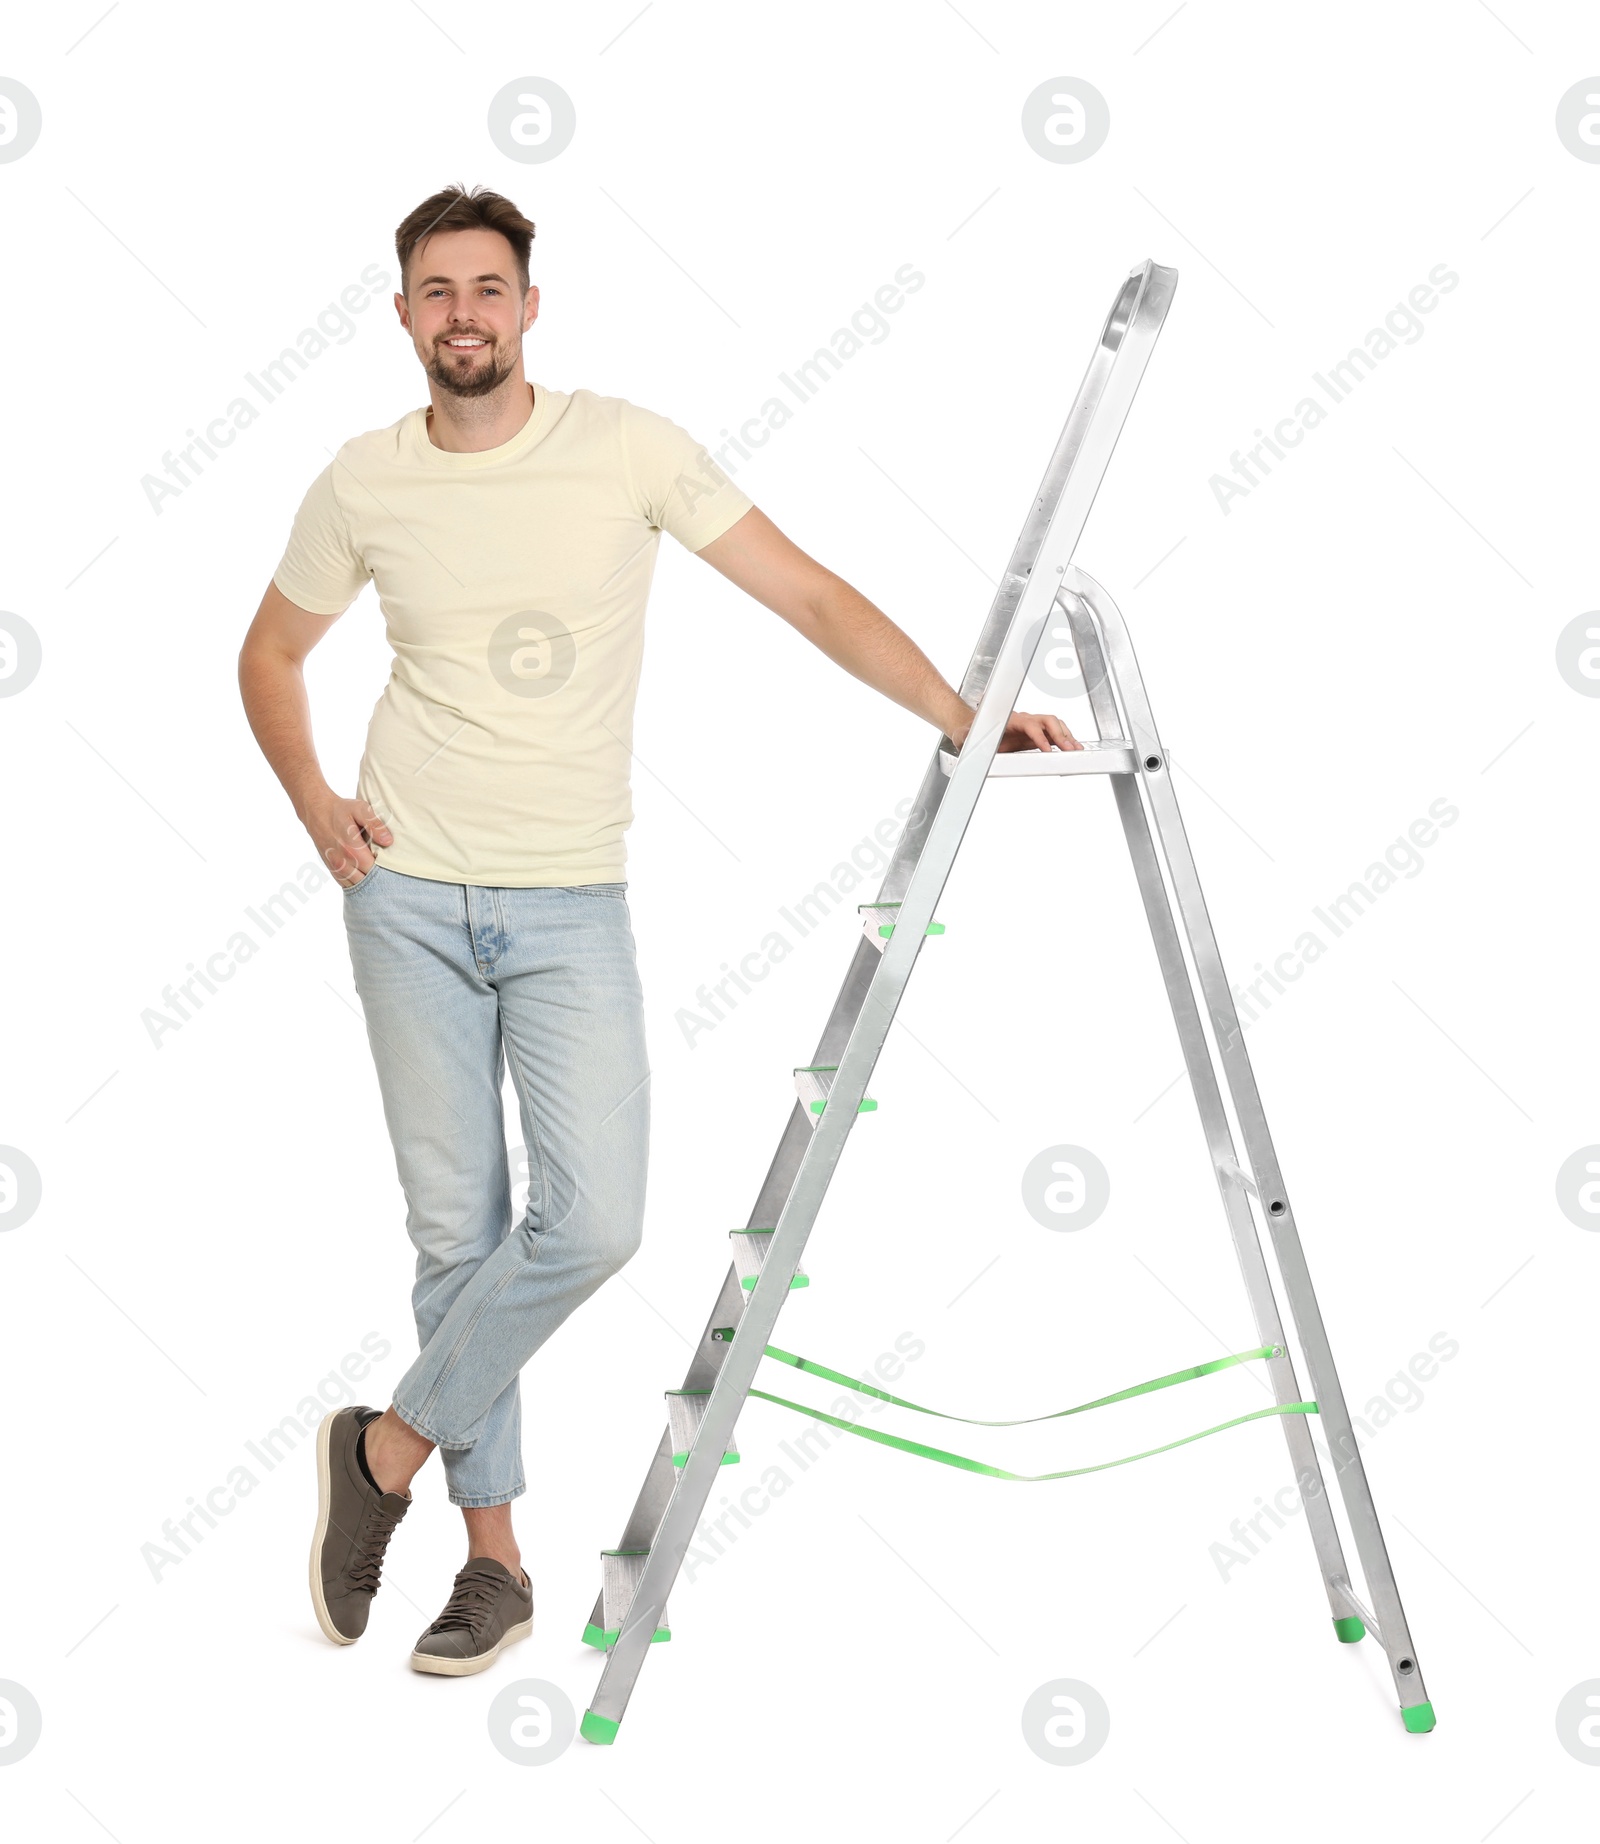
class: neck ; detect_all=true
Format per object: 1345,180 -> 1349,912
424,374 -> 534,454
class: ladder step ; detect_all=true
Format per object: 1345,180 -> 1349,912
666,1389 -> 740,1468
938,739 -> 1138,778
729,1227 -> 809,1292
1218,1154 -> 1259,1198
581,1548 -> 672,1650
794,1065 -> 877,1119
860,901 -> 945,949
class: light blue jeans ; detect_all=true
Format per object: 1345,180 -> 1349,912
341,865 -> 650,1506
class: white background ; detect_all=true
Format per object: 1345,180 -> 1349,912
0,1 -> 1595,1837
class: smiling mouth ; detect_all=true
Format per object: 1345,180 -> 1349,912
442,336 -> 490,351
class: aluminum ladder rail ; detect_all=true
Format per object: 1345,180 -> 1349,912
579,257 -> 1431,1743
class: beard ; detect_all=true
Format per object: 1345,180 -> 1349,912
423,335 -> 519,400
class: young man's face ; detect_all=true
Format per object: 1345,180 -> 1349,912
397,227 -> 538,400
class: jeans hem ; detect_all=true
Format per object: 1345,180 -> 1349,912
390,1395 -> 475,1453
447,1483 -> 527,1509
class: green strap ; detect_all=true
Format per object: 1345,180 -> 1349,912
746,1388 -> 1318,1481
761,1342 -> 1279,1427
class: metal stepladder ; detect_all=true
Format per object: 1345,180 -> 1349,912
579,259 -> 1434,1744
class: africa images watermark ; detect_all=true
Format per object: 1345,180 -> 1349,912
141,858 -> 335,1049
1209,263 -> 1459,515
140,1332 -> 392,1582
140,262 -> 391,514
1208,1330 -> 1459,1583
1222,796 -> 1458,1038
675,797 -> 915,1047
682,1331 -> 926,1583
696,262 -> 927,486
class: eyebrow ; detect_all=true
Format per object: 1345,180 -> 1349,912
415,272 -> 513,288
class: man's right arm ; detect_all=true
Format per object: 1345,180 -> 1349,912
237,580 -> 393,885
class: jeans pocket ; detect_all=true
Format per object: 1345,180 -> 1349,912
568,882 -> 627,900
342,863 -> 384,897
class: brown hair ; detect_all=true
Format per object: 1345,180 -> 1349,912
394,184 -> 536,298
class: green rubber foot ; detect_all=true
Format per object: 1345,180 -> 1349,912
1401,1700 -> 1436,1734
1332,1616 -> 1365,1643
579,1622 -> 670,1650
581,1710 -> 620,1746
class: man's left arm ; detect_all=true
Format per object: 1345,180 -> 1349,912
692,507 -> 1080,755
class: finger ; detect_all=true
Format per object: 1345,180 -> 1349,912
340,816 -> 378,870
1043,714 -> 1082,751
324,846 -> 358,886
354,799 -> 394,844
327,826 -> 373,883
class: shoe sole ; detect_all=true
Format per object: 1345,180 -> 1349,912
409,1614 -> 534,1677
309,1410 -> 358,1646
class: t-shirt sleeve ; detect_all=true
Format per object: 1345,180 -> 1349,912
619,400 -> 755,552
271,462 -> 370,615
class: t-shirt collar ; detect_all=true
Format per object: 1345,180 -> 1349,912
407,380 -> 551,469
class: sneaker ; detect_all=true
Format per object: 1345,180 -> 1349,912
309,1405 -> 411,1644
409,1557 -> 534,1676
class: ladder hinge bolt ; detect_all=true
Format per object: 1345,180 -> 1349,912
1144,754 -> 1162,772
1268,1199 -> 1286,1216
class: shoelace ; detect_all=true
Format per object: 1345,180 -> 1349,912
425,1565 -> 512,1636
344,1495 -> 407,1596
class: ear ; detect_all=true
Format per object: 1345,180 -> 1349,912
522,284 -> 540,333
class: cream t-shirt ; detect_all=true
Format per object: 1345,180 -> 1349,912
271,383 -> 754,886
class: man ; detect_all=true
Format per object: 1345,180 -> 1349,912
238,183 -> 1076,1677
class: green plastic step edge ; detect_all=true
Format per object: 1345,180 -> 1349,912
1401,1700 -> 1436,1734
796,1066 -> 877,1116
733,1229 -> 809,1289
861,903 -> 944,940
665,1388 -> 739,1466
1332,1616 -> 1365,1643
580,1621 -> 670,1650
581,1710 -> 619,1746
